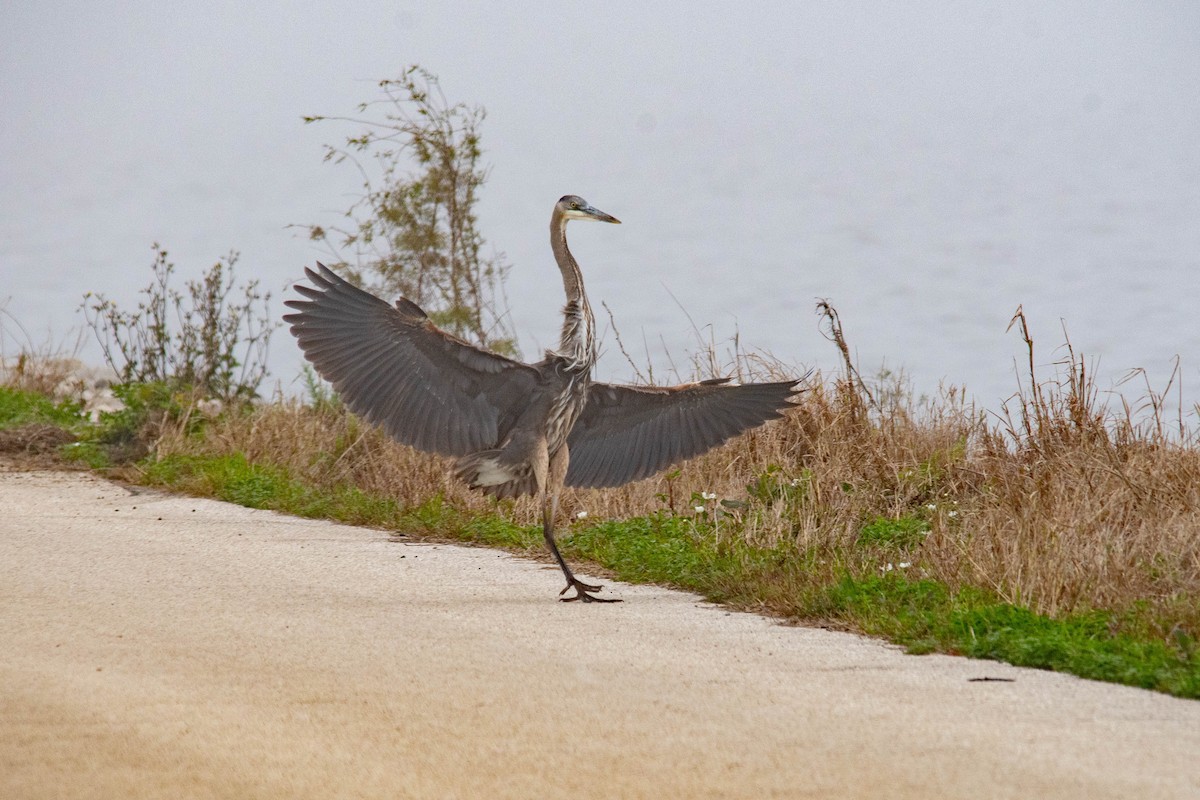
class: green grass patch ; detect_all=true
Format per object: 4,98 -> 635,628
143,453 -> 406,528
565,514 -> 723,585
0,386 -> 86,430
858,515 -> 929,548
0,385 -> 188,467
60,440 -> 112,469
397,494 -> 541,549
459,513 -> 541,550
819,574 -> 1199,696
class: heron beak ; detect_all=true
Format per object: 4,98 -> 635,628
582,204 -> 621,224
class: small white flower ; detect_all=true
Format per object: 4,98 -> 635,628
701,491 -> 717,500
694,506 -> 706,513
790,478 -> 801,487
575,511 -> 588,519
883,563 -> 894,572
948,510 -> 958,518
898,562 -> 912,569
925,503 -> 937,511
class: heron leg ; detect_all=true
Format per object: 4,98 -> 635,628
541,488 -> 620,603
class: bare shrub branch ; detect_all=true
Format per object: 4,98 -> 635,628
296,65 -> 517,356
79,243 -> 276,401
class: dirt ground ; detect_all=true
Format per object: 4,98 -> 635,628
2,468 -> 1198,799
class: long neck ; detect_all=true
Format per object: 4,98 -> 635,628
550,210 -> 596,370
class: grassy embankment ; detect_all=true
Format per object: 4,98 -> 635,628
1,326 -> 1198,699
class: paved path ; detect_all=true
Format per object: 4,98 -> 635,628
2,469 -> 1198,799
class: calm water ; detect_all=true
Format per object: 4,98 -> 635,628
3,3 -> 1199,413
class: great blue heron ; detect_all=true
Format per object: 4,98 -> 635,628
284,195 -> 801,602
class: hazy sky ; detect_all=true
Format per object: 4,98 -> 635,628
4,2 -> 1199,407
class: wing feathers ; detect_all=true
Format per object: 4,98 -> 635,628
565,378 -> 803,488
286,263 -> 537,458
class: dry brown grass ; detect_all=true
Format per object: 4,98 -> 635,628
145,306 -> 1199,634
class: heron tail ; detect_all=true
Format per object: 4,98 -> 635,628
455,450 -> 537,499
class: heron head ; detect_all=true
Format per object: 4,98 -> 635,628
557,195 -> 621,224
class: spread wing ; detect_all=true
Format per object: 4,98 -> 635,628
564,378 -> 803,488
283,263 -> 538,457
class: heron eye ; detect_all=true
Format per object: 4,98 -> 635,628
570,202 -> 579,209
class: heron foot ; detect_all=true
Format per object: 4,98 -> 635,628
559,577 -> 622,603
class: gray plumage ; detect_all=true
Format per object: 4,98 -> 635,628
285,195 -> 802,602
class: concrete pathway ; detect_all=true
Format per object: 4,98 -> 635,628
2,469 -> 1197,799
